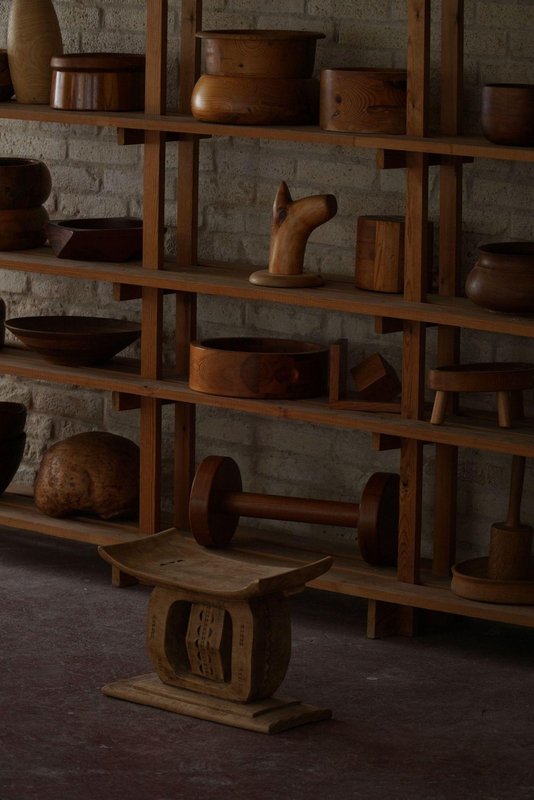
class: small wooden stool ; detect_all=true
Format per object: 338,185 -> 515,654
99,532 -> 333,734
428,363 -> 534,427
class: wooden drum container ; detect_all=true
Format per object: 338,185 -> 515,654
189,337 -> 329,399
50,54 -> 145,111
320,68 -> 407,134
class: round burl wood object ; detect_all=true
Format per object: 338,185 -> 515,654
0,433 -> 26,495
0,50 -> 14,101
481,84 -> 534,146
189,337 -> 329,399
465,242 -> 534,314
451,557 -> 534,604
34,432 -> 139,519
197,30 -> 325,79
320,68 -> 407,133
0,158 -> 51,210
50,54 -> 145,111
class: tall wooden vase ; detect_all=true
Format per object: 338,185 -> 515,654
7,0 -> 63,104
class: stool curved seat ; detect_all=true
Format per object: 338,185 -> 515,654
428,362 -> 534,392
99,529 -> 333,601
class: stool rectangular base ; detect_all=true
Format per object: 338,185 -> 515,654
102,673 -> 332,734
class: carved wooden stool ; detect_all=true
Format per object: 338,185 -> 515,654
99,531 -> 333,733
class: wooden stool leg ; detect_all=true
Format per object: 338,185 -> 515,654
430,390 -> 449,424
497,391 -> 512,428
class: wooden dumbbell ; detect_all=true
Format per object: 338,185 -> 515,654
189,455 -> 400,566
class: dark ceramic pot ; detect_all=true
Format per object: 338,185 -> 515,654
0,401 -> 26,441
465,242 -> 534,314
0,433 -> 26,495
0,157 -> 51,209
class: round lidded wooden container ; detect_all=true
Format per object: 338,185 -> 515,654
197,29 -> 325,78
189,337 -> 329,399
320,68 -> 407,133
465,242 -> 534,314
481,83 -> 534,146
50,53 -> 145,111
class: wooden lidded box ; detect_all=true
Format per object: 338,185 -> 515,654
50,53 -> 145,111
320,68 -> 407,134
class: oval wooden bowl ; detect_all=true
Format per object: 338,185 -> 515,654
0,433 -> 25,496
466,242 -> 534,314
0,158 -> 51,210
451,557 -> 534,604
46,217 -> 143,262
0,206 -> 49,250
191,75 -> 319,125
197,30 -> 324,78
50,53 -> 145,111
0,401 -> 27,441
481,84 -> 534,146
0,49 -> 14,102
5,316 -> 141,366
428,362 -> 534,393
320,68 -> 407,133
189,337 -> 329,399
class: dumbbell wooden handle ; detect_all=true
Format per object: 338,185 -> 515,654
221,491 -> 359,528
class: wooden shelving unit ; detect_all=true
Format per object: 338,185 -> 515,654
1,0 -> 533,634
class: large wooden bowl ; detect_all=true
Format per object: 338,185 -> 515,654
50,53 -> 145,111
5,316 -> 141,366
0,433 -> 25,496
481,84 -> 534,146
197,30 -> 325,78
189,337 -> 328,399
320,68 -> 407,133
191,75 -> 319,125
0,206 -> 49,250
0,401 -> 27,441
46,217 -> 143,261
0,158 -> 51,210
465,242 -> 534,314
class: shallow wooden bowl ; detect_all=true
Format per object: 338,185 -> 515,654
197,30 -> 324,78
5,316 -> 141,366
481,84 -> 534,146
0,206 -> 49,250
320,68 -> 407,133
0,401 -> 27,441
465,242 -> 534,314
191,74 -> 319,125
452,557 -> 534,604
0,433 -> 26,496
0,158 -> 51,210
50,53 -> 145,111
0,49 -> 14,102
46,217 -> 143,262
189,337 -> 329,398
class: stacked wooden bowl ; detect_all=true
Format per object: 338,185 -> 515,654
0,158 -> 51,250
0,401 -> 26,495
191,30 -> 324,125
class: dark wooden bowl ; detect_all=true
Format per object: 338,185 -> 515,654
197,30 -> 324,78
0,401 -> 27,441
191,74 -> 319,125
189,337 -> 328,398
0,206 -> 49,250
50,53 -> 145,111
465,242 -> 534,314
46,217 -> 143,261
481,84 -> 534,146
320,68 -> 407,133
0,49 -> 14,102
0,433 -> 26,496
5,316 -> 141,366
0,158 -> 51,210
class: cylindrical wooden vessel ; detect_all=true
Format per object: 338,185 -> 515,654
50,54 -> 145,111
465,242 -> 534,314
197,30 -> 324,78
0,206 -> 49,250
320,68 -> 407,133
7,0 -> 63,104
191,74 -> 319,125
0,50 -> 14,101
0,158 -> 51,209
481,83 -> 534,146
189,337 -> 329,399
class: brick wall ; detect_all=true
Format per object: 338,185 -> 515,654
0,0 -> 533,559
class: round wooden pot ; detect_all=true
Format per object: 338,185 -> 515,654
189,337 -> 329,399
481,84 -> 534,146
0,50 -> 14,101
465,242 -> 534,314
0,205 -> 49,250
0,158 -> 51,209
319,68 -> 407,133
191,74 -> 319,125
50,53 -> 145,111
197,30 -> 325,78
7,0 -> 63,104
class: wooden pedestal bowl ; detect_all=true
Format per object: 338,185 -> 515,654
5,316 -> 141,366
320,68 -> 407,133
0,401 -> 27,441
0,50 -> 14,102
46,217 -> 143,262
197,30 -> 325,78
481,84 -> 534,146
0,433 -> 26,496
0,158 -> 51,210
465,242 -> 534,314
189,337 -> 329,399
0,206 -> 49,250
50,53 -> 145,111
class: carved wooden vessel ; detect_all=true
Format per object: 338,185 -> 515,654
465,242 -> 534,314
46,217 -> 143,261
7,0 -> 63,104
50,54 -> 145,111
481,83 -> 534,146
320,68 -> 407,133
0,158 -> 51,210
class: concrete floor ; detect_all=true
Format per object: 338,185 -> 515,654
1,528 -> 533,800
